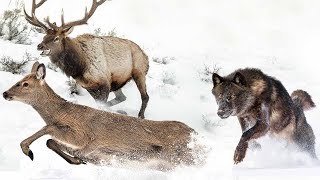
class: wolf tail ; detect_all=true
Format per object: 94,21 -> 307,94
291,90 -> 316,111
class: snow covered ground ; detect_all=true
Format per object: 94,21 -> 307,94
1,0 -> 320,179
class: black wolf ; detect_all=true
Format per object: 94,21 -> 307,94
211,68 -> 316,164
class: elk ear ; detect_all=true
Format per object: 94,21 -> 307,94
233,72 -> 246,86
36,64 -> 46,80
31,62 -> 40,73
63,26 -> 74,36
212,73 -> 223,87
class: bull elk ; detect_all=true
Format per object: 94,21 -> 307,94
2,62 -> 201,170
24,0 -> 150,118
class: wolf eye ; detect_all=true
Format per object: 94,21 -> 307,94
22,82 -> 29,87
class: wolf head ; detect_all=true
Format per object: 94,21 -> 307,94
211,72 -> 255,119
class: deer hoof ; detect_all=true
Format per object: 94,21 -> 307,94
28,150 -> 34,161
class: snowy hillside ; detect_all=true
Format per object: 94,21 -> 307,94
1,0 -> 320,179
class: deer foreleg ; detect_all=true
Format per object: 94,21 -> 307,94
20,125 -> 56,160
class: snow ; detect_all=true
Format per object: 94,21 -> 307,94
1,0 -> 320,179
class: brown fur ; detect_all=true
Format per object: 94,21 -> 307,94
212,68 -> 317,164
25,0 -> 150,118
2,62 -> 199,170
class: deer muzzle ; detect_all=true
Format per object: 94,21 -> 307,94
3,91 -> 13,101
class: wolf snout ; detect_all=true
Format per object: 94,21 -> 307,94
217,109 -> 231,119
217,109 -> 225,117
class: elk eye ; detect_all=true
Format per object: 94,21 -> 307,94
22,82 -> 29,87
53,37 -> 60,43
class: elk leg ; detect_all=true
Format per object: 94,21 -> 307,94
87,85 -> 110,102
106,89 -> 127,107
46,139 -> 85,165
133,74 -> 149,119
20,125 -> 56,160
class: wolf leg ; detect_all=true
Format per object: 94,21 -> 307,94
234,104 -> 270,164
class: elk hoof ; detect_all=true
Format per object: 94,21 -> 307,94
138,114 -> 145,119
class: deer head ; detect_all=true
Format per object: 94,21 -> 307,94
24,0 -> 107,56
3,62 -> 47,104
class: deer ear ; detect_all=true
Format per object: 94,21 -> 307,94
36,64 -> 46,80
233,72 -> 246,86
63,26 -> 74,36
31,62 -> 40,73
212,73 -> 223,87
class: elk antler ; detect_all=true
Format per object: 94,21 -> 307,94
24,0 -> 49,31
45,0 -> 107,31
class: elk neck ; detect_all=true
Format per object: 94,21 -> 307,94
50,37 -> 87,79
31,81 -> 71,125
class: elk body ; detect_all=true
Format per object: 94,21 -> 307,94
25,0 -> 149,118
2,62 -> 198,170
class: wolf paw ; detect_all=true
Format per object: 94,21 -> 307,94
233,141 -> 248,164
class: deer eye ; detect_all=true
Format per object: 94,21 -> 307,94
53,36 -> 60,43
22,82 -> 29,87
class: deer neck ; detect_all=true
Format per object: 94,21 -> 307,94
31,82 -> 70,125
50,37 -> 86,79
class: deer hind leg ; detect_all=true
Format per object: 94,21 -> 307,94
133,74 -> 149,119
46,139 -> 86,165
106,89 -> 127,107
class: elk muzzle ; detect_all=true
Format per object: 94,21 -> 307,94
37,43 -> 51,56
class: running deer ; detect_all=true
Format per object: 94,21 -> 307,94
2,62 -> 199,170
24,0 -> 149,118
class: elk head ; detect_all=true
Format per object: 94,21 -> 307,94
3,62 -> 46,104
24,0 -> 107,56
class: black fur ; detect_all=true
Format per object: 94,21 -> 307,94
212,68 -> 317,163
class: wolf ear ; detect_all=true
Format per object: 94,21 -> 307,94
233,72 -> 246,86
212,73 -> 223,87
36,64 -> 46,80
